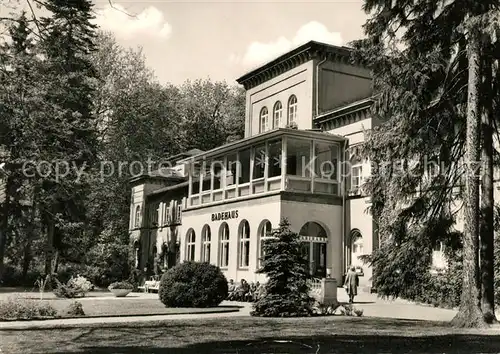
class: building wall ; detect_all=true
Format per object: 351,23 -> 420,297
328,117 -> 372,146
327,115 -> 374,288
318,61 -> 372,114
345,197 -> 374,287
281,199 -> 343,281
245,61 -> 315,137
181,195 -> 282,283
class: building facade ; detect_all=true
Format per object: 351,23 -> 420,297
129,41 -> 396,291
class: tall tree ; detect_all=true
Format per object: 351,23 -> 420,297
38,0 -> 100,276
451,18 -> 484,328
0,12 -> 42,283
179,79 -> 245,150
480,33 -> 495,322
353,0 -> 500,327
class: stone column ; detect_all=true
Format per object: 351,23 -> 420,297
321,278 -> 338,305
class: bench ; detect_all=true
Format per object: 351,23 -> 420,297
144,280 -> 160,293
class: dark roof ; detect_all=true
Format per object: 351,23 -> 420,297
313,97 -> 374,124
168,149 -> 205,163
179,128 -> 346,162
129,172 -> 186,185
147,181 -> 189,197
236,41 -> 357,90
128,149 -> 204,184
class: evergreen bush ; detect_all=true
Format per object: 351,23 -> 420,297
158,261 -> 228,308
251,219 -> 314,317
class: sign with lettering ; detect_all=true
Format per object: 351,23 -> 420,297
211,210 -> 239,221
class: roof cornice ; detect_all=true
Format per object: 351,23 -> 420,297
314,97 -> 374,124
236,41 -> 358,90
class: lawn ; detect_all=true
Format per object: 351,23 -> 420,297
2,316 -> 500,353
43,298 -> 239,318
0,290 -> 240,319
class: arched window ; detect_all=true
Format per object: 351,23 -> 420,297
219,223 -> 230,268
259,107 -> 269,133
201,225 -> 211,263
273,101 -> 282,128
134,205 -> 141,228
186,229 -> 196,261
299,222 -> 328,238
239,220 -> 250,268
287,95 -> 297,125
258,220 -> 272,267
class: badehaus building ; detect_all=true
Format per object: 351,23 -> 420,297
129,40 -> 383,291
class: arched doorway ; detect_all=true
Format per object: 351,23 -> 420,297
349,229 -> 364,269
299,222 -> 327,278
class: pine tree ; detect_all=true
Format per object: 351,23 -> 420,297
451,19 -> 484,328
0,12 -> 43,283
353,0 -> 500,327
251,219 -> 314,317
37,0 -> 100,276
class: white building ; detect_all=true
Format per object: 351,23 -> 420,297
129,40 -> 453,291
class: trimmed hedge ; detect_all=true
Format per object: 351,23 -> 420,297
0,297 -> 58,320
158,261 -> 228,308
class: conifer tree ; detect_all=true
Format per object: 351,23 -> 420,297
251,219 -> 314,317
37,0 -> 100,275
0,12 -> 43,283
353,0 -> 500,327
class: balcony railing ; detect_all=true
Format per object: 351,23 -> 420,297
184,130 -> 345,209
188,175 -> 340,208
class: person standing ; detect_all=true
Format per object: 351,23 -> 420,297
344,266 -> 359,303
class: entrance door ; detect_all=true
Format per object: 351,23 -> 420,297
299,222 -> 328,278
313,243 -> 326,278
300,242 -> 327,278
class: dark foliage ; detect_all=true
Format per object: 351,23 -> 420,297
108,281 -> 134,290
251,219 -> 314,317
158,261 -> 228,308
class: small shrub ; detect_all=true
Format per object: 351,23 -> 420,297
159,261 -> 228,308
354,308 -> 364,317
312,301 -> 339,316
108,281 -> 134,290
338,304 -> 363,317
62,301 -> 85,317
339,304 -> 354,316
0,297 -> 58,320
53,275 -> 93,298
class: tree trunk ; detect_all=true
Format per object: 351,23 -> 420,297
45,213 -> 55,277
479,47 -> 496,323
451,24 -> 488,328
22,189 -> 38,281
0,172 -> 13,284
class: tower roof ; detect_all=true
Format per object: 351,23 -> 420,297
236,40 -> 356,90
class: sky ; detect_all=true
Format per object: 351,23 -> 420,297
36,0 -> 370,86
